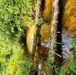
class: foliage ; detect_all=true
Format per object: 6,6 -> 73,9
59,37 -> 76,75
66,37 -> 76,75
62,0 -> 76,36
59,58 -> 76,75
68,59 -> 76,75
0,0 -> 34,75
36,18 -> 43,26
43,0 -> 52,18
0,41 -> 32,75
72,37 -> 76,55
0,0 -> 32,38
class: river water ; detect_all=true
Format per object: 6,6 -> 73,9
41,29 -> 73,59
62,29 -> 73,58
38,29 -> 73,75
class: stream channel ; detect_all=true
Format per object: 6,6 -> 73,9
37,29 -> 73,75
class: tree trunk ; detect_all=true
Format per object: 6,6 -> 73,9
32,0 -> 42,59
49,0 -> 59,72
30,0 -> 42,75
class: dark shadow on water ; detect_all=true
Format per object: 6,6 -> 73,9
55,0 -> 63,71
54,0 -> 70,75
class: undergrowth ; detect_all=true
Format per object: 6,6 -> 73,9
0,0 -> 34,75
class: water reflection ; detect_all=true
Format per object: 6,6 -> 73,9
62,30 -> 73,58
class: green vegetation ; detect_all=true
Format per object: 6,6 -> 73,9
59,37 -> 76,75
68,59 -> 76,75
0,0 -> 34,75
67,37 -> 76,75
36,18 -> 43,26
0,0 -> 76,75
72,37 -> 76,55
